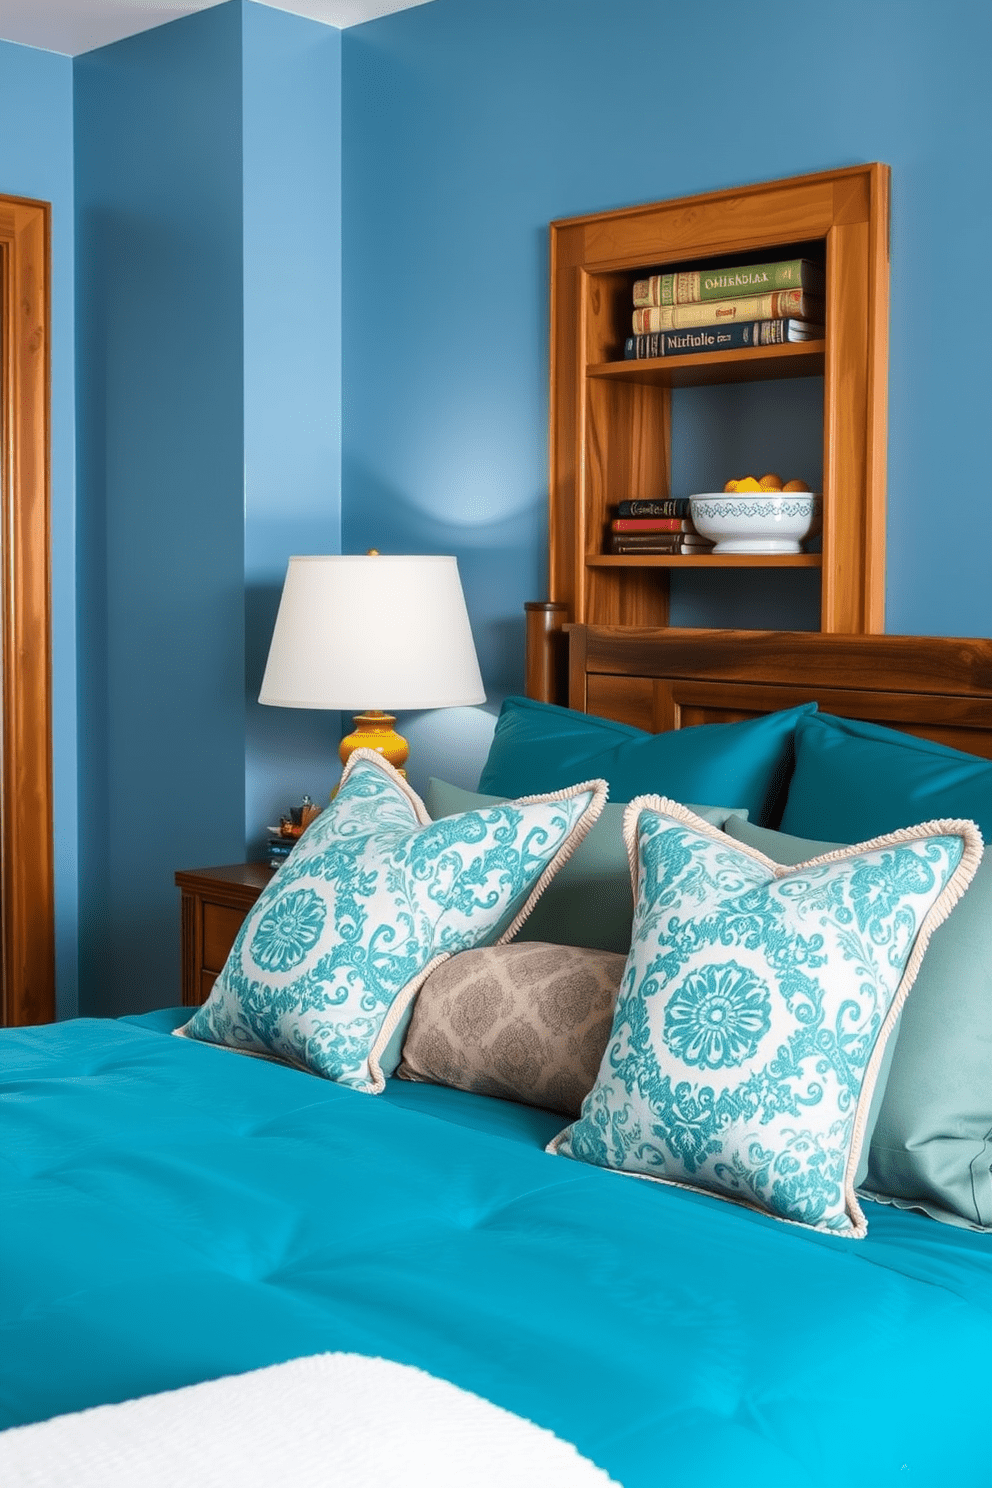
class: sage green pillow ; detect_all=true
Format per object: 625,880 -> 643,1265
427,780 -> 746,956
724,814 -> 992,1231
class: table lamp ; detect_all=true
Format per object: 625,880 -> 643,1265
258,553 -> 486,780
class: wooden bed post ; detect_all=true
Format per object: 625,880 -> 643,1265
524,602 -> 568,705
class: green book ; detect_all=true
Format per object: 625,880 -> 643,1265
634,259 -> 825,307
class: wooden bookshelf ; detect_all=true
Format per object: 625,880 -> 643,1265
533,165 -> 890,696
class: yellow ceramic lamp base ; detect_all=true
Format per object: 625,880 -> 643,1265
339,711 -> 409,776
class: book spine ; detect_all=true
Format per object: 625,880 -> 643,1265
623,319 -> 822,360
632,258 -> 825,307
611,517 -> 694,532
631,289 -> 822,335
615,499 -> 696,517
610,540 -> 685,554
609,532 -> 686,550
616,498 -> 693,518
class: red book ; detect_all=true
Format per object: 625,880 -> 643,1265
611,517 -> 694,533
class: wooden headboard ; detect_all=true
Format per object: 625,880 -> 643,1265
562,625 -> 992,761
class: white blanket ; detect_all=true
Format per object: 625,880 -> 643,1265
0,1352 -> 622,1487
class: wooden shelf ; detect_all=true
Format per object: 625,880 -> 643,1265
534,164 -> 891,685
587,553 -> 822,569
587,341 -> 825,388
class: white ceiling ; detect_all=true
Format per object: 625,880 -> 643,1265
0,0 -> 433,55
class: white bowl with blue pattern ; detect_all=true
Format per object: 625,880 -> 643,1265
689,492 -> 822,554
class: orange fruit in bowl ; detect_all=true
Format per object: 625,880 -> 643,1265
723,479 -> 738,492
783,478 -> 811,492
735,476 -> 762,493
759,473 -> 783,491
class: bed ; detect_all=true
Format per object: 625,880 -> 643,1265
2,625 -> 991,1488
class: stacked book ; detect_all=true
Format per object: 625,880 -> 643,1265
607,499 -> 714,556
266,829 -> 296,870
266,797 -> 321,869
623,256 -> 825,360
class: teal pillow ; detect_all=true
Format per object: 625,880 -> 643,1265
178,752 -> 607,1093
551,799 -> 980,1237
426,779 -> 747,955
780,711 -> 992,840
724,812 -> 992,1232
478,696 -> 816,825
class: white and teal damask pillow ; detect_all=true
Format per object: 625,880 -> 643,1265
548,798 -> 982,1237
178,751 -> 607,1093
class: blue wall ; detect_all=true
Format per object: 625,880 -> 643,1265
73,1 -> 343,1015
5,0 -> 992,1019
74,6 -> 249,1015
342,0 -> 992,666
0,41 -> 78,1017
242,3 -> 342,852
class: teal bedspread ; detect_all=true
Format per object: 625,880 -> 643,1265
2,1010 -> 990,1487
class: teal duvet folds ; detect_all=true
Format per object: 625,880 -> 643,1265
2,1010 -> 991,1488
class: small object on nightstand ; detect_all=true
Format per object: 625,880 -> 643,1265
266,797 -> 322,867
266,832 -> 294,869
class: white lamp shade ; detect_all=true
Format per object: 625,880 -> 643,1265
259,555 -> 486,711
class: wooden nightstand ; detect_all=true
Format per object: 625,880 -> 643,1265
175,863 -> 275,1007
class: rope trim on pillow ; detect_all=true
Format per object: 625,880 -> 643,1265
365,951 -> 451,1094
339,746 -> 435,824
492,777 -> 609,945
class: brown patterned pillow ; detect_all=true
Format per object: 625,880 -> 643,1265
396,942 -> 626,1117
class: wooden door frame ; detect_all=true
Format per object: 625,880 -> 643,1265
1,195 -> 55,1025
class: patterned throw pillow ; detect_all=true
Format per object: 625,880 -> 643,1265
178,752 -> 607,1093
398,942 -> 627,1116
549,798 -> 982,1237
